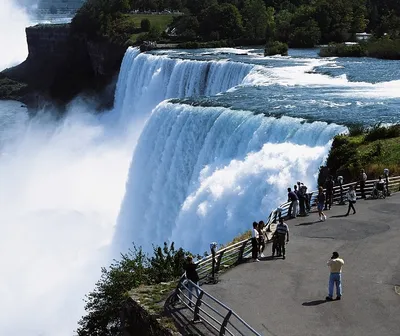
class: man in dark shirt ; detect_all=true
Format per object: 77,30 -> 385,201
324,175 -> 334,210
183,256 -> 200,306
287,187 -> 299,218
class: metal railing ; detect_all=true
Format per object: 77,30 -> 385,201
174,175 -> 400,333
266,176 -> 400,223
175,277 -> 261,336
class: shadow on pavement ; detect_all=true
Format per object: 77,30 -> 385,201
302,299 -> 328,306
330,214 -> 350,218
296,220 -> 321,226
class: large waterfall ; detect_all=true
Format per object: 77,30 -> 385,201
113,48 -> 347,253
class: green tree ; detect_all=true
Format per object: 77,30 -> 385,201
289,5 -> 321,47
275,9 -> 293,43
76,242 -> 193,336
242,0 -> 269,39
141,18 -> 151,31
199,3 -> 243,40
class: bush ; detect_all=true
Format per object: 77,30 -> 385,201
76,242 -> 195,336
319,43 -> 367,57
367,38 -> 400,60
264,41 -> 288,56
348,124 -> 366,137
141,18 -> 151,32
364,124 -> 400,142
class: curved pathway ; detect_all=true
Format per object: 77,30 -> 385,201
203,193 -> 400,336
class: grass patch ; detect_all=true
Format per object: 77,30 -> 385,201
320,124 -> 400,183
130,281 -> 178,332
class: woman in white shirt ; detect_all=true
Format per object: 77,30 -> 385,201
345,185 -> 357,216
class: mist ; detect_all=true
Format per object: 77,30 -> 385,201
0,99 -> 135,335
0,0 -> 33,71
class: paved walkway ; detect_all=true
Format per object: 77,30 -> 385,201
204,193 -> 400,336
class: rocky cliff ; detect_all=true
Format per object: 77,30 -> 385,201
1,23 -> 126,109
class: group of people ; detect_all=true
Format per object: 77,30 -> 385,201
251,218 -> 289,261
287,181 -> 311,218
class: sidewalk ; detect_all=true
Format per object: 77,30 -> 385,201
204,193 -> 400,336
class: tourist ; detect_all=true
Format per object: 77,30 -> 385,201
258,221 -> 266,258
326,252 -> 344,301
296,183 -> 307,216
183,256 -> 200,306
276,218 -> 289,260
287,187 -> 299,218
324,175 -> 335,210
345,185 -> 357,216
251,222 -> 260,262
271,231 -> 280,257
359,169 -> 367,199
317,187 -> 327,221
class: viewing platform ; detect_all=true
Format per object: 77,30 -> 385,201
201,192 -> 400,336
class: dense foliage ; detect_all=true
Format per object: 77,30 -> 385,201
76,242 -> 195,336
319,37 -> 400,59
71,0 -> 400,48
319,124 -> 400,184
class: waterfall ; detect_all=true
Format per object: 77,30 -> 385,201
115,102 -> 346,253
113,47 -> 253,125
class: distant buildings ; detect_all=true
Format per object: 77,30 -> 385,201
355,32 -> 372,41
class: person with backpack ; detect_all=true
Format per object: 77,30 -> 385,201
183,256 -> 200,306
287,187 -> 299,218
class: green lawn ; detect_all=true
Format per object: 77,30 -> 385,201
118,13 -> 176,44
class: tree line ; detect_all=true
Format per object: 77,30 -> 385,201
72,0 -> 400,47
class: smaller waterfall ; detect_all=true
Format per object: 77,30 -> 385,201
113,47 -> 253,124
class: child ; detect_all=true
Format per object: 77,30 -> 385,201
271,231 -> 280,257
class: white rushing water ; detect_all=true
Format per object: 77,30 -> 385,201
115,102 -> 346,253
0,38 -> 351,334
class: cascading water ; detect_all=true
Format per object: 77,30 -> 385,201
113,47 -> 253,126
115,102 -> 346,253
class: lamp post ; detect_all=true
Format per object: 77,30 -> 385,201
384,168 -> 390,196
337,176 -> 345,205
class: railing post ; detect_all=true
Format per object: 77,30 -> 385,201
238,240 -> 248,263
215,250 -> 224,273
173,276 -> 184,304
193,289 -> 204,321
219,310 -> 232,336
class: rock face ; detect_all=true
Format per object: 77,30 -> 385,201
2,23 -> 126,108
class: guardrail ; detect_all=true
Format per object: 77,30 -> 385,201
175,277 -> 261,336
267,176 -> 400,222
174,175 -> 400,332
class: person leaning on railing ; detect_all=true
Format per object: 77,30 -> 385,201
183,256 -> 200,306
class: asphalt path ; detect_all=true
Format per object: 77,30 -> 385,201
203,193 -> 400,336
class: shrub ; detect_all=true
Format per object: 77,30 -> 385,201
348,124 -> 366,137
141,18 -> 151,32
364,124 -> 400,142
319,43 -> 367,57
264,41 -> 288,56
367,38 -> 400,60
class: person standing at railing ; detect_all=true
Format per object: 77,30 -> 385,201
287,187 -> 299,218
258,221 -> 266,258
317,187 -> 327,222
276,218 -> 289,259
345,185 -> 357,216
324,175 -> 335,210
251,222 -> 260,262
183,256 -> 200,306
359,169 -> 368,199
